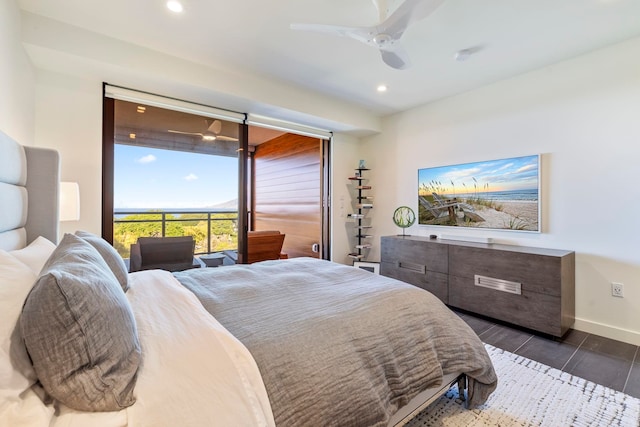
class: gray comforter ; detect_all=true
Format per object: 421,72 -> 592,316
174,258 -> 497,426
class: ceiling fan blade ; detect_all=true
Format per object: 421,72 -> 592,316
215,135 -> 239,142
290,23 -> 373,46
372,0 -> 388,22
168,129 -> 204,137
205,119 -> 239,141
380,45 -> 411,70
207,120 -> 222,134
379,0 -> 445,39
291,0 -> 442,70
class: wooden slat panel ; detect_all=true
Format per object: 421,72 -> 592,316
254,134 -> 321,259
255,187 -> 320,198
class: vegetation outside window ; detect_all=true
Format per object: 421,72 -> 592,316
111,99 -> 240,258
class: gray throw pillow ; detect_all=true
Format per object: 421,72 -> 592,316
75,230 -> 130,292
20,233 -> 141,412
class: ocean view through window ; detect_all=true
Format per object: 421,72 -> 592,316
113,144 -> 239,257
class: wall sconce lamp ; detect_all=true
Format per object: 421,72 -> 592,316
59,182 -> 80,222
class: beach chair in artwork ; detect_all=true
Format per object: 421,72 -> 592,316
418,196 -> 457,223
432,192 -> 484,223
431,192 -> 460,208
431,192 -> 449,204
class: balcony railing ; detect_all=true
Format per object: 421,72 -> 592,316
113,209 -> 238,258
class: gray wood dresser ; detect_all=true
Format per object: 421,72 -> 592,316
380,235 -> 575,337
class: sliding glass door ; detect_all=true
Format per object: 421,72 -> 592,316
102,85 -> 332,264
102,90 -> 248,262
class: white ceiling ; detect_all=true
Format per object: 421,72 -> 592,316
17,0 -> 640,118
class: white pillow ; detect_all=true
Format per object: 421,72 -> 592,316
9,236 -> 56,275
0,250 -> 38,397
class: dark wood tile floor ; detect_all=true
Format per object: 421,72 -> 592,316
454,309 -> 640,399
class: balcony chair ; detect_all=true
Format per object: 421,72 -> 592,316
129,236 -> 205,272
247,230 -> 288,263
224,230 -> 288,264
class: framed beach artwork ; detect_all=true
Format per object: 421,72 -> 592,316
417,154 -> 540,232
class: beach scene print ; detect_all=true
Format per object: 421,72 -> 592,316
418,155 -> 539,231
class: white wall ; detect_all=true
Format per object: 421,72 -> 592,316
361,36 -> 640,345
0,0 -> 35,143
21,11 -> 380,137
330,134 -> 362,264
33,71 -> 103,236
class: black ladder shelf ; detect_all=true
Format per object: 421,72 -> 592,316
348,168 -> 372,261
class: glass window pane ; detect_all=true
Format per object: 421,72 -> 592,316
113,100 -> 239,258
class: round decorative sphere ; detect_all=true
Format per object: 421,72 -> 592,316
393,206 -> 416,229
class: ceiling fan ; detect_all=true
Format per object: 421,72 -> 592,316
168,119 -> 238,142
291,0 -> 445,70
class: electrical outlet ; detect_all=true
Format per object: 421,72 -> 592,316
611,282 -> 624,298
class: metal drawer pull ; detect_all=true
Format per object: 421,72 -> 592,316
474,274 -> 521,295
397,261 -> 426,274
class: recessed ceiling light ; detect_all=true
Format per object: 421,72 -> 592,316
129,133 -> 136,139
166,1 -> 184,13
377,84 -> 388,93
136,106 -> 146,113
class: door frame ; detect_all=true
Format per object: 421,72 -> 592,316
102,86 -> 330,261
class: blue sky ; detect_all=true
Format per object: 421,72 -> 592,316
418,155 -> 539,196
114,145 -> 238,209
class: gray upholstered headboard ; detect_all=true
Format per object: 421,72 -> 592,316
0,130 -> 60,251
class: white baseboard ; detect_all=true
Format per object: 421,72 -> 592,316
573,317 -> 640,346
439,234 -> 493,244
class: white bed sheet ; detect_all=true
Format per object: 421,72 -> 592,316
124,269 -> 275,427
3,269 -> 275,427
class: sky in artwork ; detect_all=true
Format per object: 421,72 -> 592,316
418,155 -> 539,196
114,144 -> 238,209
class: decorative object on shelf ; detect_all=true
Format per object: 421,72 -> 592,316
347,166 -> 372,261
393,206 -> 415,237
353,261 -> 380,274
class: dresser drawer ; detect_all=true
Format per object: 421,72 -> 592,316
381,261 -> 448,303
380,236 -> 448,274
448,245 -> 570,297
449,275 -> 564,336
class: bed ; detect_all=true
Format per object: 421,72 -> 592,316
0,129 -> 497,426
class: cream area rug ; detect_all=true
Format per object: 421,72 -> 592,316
408,345 -> 640,427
